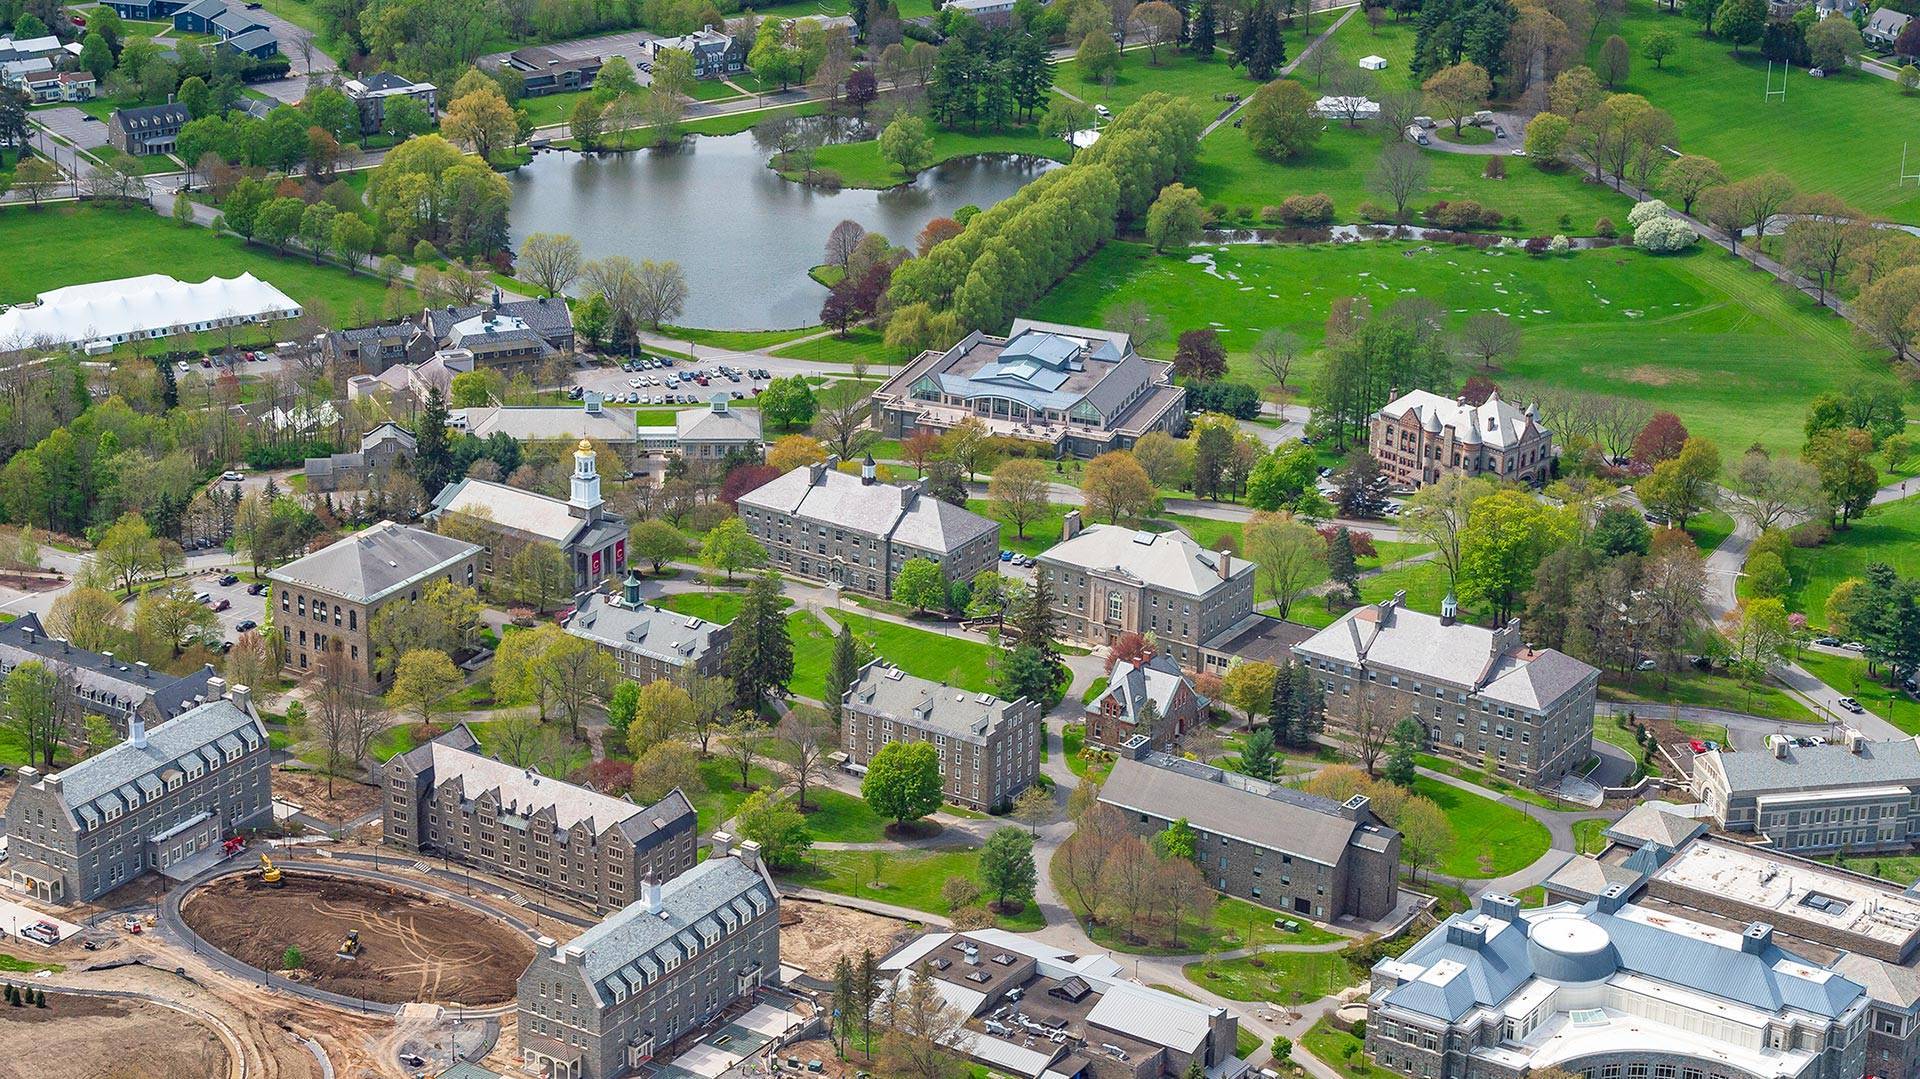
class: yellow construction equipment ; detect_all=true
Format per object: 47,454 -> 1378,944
336,930 -> 361,960
258,852 -> 282,886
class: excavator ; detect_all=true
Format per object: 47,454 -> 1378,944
258,852 -> 282,887
336,930 -> 361,960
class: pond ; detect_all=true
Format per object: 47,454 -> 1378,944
507,130 -> 1055,330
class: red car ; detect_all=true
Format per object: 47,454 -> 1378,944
1688,739 -> 1708,754
70,12 -> 86,25
212,598 -> 230,612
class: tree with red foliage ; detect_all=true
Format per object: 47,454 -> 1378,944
1173,329 -> 1228,381
916,216 -> 963,255
1103,631 -> 1155,674
572,758 -> 633,795
845,68 -> 878,115
1632,411 -> 1689,470
821,281 -> 859,335
1460,375 -> 1499,406
847,259 -> 894,317
1318,524 -> 1377,559
721,463 -> 781,507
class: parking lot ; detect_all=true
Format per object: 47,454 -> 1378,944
570,357 -> 773,409
190,570 -> 270,645
482,28 -> 660,67
32,106 -> 109,151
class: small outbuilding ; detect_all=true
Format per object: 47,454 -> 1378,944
1359,53 -> 1388,70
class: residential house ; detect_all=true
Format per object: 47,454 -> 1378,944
108,102 -> 191,156
343,71 -> 438,134
324,321 -> 432,373
422,292 -> 576,360
841,661 -> 1042,812
567,572 -> 733,687
222,27 -> 280,60
1369,388 -> 1554,490
302,422 -> 416,493
1083,650 -> 1203,754
100,0 -> 187,19
1865,6 -> 1911,46
429,441 -> 630,593
172,0 -> 229,33
649,26 -> 745,78
15,69 -> 96,102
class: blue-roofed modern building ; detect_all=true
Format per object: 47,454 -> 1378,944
1367,891 -> 1873,1079
515,841 -> 779,1079
871,319 -> 1186,458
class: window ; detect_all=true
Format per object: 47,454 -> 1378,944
1106,593 -> 1123,623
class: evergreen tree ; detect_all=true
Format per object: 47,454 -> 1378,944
1192,0 -> 1217,59
728,570 -> 796,712
1327,526 -> 1360,601
1287,669 -> 1325,746
1007,30 -> 1055,123
856,947 -> 882,1061
1010,568 -> 1061,663
414,384 -> 454,497
1386,717 -> 1422,787
1268,660 -> 1296,742
1240,728 -> 1277,779
827,624 -> 859,723
1232,0 -> 1265,70
832,955 -> 857,1056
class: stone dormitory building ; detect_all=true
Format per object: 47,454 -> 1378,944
383,725 -> 697,913
517,840 -> 780,1079
841,661 -> 1042,812
6,684 -> 270,903
735,455 -> 999,601
1292,592 -> 1600,787
568,572 -> 733,688
0,613 -> 218,738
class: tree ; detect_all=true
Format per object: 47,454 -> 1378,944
778,706 -> 835,810
729,571 -> 795,711
979,825 -> 1037,910
1717,0 -> 1766,53
443,84 -> 518,162
1397,795 -> 1455,882
12,157 -> 60,208
1145,182 -> 1205,251
570,96 -> 606,150
1422,61 -> 1491,134
878,962 -> 968,1079
96,512 -> 162,596
988,459 -> 1051,540
1457,312 -> 1520,369
1385,716 -> 1422,786
631,740 -> 701,803
1368,142 -> 1431,221
1525,110 -> 1571,160
624,679 -> 695,757
3,662 -> 63,770
720,709 -> 767,789
760,376 -> 819,431
134,585 -> 216,658
894,557 -> 949,613
1661,155 -> 1722,215
607,681 -> 642,743
1723,449 -> 1826,531
1804,427 -> 1878,528
1079,30 -> 1121,82
1083,451 -> 1157,523
331,213 -> 376,272
1632,411 -> 1690,468
1221,660 -> 1278,726
1853,265 -> 1920,362
1459,489 -> 1569,623
879,113 -> 935,176
629,519 -> 690,574
45,587 -> 123,653
310,641 -> 382,795
1129,0 -> 1182,62
1807,16 -> 1860,71
1641,28 -> 1678,69
388,649 -> 461,727
521,232 -> 582,297
862,739 -> 943,826
1597,33 -> 1630,86
1173,328 -> 1228,380
1244,511 -> 1325,618
1635,437 -> 1721,528
703,517 -> 769,582
734,788 -> 813,869
1243,77 -> 1320,160
508,541 -> 573,612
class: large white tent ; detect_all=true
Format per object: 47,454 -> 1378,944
0,272 -> 302,350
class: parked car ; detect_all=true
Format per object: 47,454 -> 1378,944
1843,641 -> 1867,651
247,582 -> 266,595
1813,635 -> 1840,646
1001,550 -> 1014,561
218,573 -> 240,586
211,598 -> 230,612
1688,739 -> 1707,754
1634,658 -> 1656,671
1839,697 -> 1865,714
235,619 -> 257,633
221,470 -> 244,482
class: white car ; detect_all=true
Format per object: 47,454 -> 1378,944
220,470 -> 244,482
628,377 -> 641,388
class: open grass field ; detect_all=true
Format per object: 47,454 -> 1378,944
1779,496 -> 1920,631
662,324 -> 823,349
802,125 -> 1073,189
692,756 -> 782,831
1411,775 -> 1550,878
0,205 -> 400,323
781,847 -> 1045,930
770,325 -> 911,366
1057,43 -> 1306,116
1597,0 -> 1920,225
1573,817 -> 1611,855
1598,668 -> 1822,723
1794,650 -> 1920,734
835,610 -> 1001,694
1302,1017 -> 1374,1079
1187,950 -> 1360,1004
1029,239 -> 1894,457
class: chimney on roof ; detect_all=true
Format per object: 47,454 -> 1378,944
41,773 -> 59,794
1595,883 -> 1628,914
136,661 -> 150,680
643,878 -> 664,914
208,676 -> 226,697
1445,921 -> 1487,949
712,830 -> 735,860
807,460 -> 827,486
129,713 -> 147,750
1492,618 -> 1522,657
737,839 -> 762,868
18,626 -> 32,644
1480,893 -> 1522,923
1216,548 -> 1231,581
1741,922 -> 1774,955
900,480 -> 920,509
228,683 -> 251,715
1440,592 -> 1458,627
1062,509 -> 1082,542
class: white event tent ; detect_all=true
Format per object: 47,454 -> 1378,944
0,272 -> 302,350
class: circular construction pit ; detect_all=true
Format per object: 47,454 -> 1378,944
0,994 -> 231,1078
180,871 -> 535,1006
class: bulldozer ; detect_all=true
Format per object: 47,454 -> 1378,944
336,930 -> 361,960
258,852 -> 282,887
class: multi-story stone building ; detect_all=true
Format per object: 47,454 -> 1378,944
0,614 -> 218,737
567,572 -> 733,687
871,319 -> 1187,459
735,456 -> 999,602
1367,891 -> 1872,1079
383,725 -> 697,913
1292,592 -> 1599,786
516,843 -> 780,1079
841,662 -> 1041,812
267,520 -> 481,688
430,441 -> 630,594
5,685 -> 270,903
1083,650 -> 1203,754
1038,512 -> 1259,672
1691,731 -> 1920,855
1369,389 -> 1554,490
302,421 -> 415,493
1098,753 -> 1400,922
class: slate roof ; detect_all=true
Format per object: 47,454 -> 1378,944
844,662 -> 1032,743
1711,736 -> 1920,797
568,594 -> 728,667
1376,389 -> 1544,450
424,295 -> 573,344
267,520 -> 478,605
0,615 -> 216,722
676,399 -> 761,444
737,466 -> 998,555
1090,651 -> 1190,722
1541,856 -> 1647,902
431,477 -> 599,547
110,102 -> 189,134
561,855 -> 773,1003
1039,523 -> 1250,598
1294,599 -> 1597,713
50,697 -> 264,820
1098,753 -> 1392,867
456,404 -> 638,444
1605,801 -> 1707,850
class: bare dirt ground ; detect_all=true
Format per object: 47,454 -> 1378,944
273,767 -> 383,824
778,900 -> 918,979
181,872 -> 534,1006
0,993 -> 229,1079
775,1037 -> 867,1077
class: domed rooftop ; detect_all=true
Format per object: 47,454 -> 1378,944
1528,914 -> 1618,984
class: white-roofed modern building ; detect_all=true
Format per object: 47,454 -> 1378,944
0,272 -> 301,351
383,724 -> 697,913
1369,388 -> 1553,490
1292,591 -> 1599,786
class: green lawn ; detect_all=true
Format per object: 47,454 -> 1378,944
780,847 -> 1045,930
656,589 -> 793,625
1594,714 -> 1659,777
1780,496 -> 1920,630
0,953 -> 63,974
0,205 -> 399,325
1291,559 -> 1465,630
1411,775 -> 1550,879
661,324 -> 823,349
1573,817 -> 1611,855
1597,669 -> 1822,724
1029,240 -> 1894,458
792,784 -> 891,843
801,125 -> 1073,189
1597,0 -> 1920,225
1053,853 -> 1345,954
1186,950 -> 1359,1004
770,326 -> 911,366
1796,650 -> 1920,735
692,756 -> 781,832
1828,852 -> 1920,885
1413,754 -> 1582,811
1301,1018 -> 1374,1079
1057,44 -> 1302,115
834,610 -> 1002,695
787,610 -> 836,701
1081,676 -> 1110,705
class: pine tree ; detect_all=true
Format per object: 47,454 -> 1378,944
832,955 -> 857,1057
855,947 -> 882,1061
827,624 -> 859,723
1268,660 -> 1296,742
1327,526 -> 1359,601
414,384 -> 454,497
1386,717 -> 1421,787
728,570 -> 796,713
1010,568 -> 1060,662
1192,0 -> 1217,59
1291,673 -> 1326,743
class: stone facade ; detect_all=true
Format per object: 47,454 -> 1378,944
4,688 -> 270,903
841,662 -> 1042,812
384,726 -> 697,913
567,573 -> 733,688
1369,389 -> 1553,490
1084,651 -> 1202,754
1691,733 -> 1920,856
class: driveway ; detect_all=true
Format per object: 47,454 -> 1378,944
1416,111 -> 1524,155
483,28 -> 661,67
34,105 -> 109,151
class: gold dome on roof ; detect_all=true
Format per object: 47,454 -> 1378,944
577,439 -> 593,452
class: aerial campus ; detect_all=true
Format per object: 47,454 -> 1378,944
12,0 -> 1920,1077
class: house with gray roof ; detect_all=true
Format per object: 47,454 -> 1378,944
302,421 -> 415,493
0,614 -> 218,738
1692,730 -> 1920,855
343,70 -> 438,134
669,396 -> 761,462
429,441 -> 629,594
422,291 -> 574,357
1369,388 -> 1553,491
267,520 -> 480,687
109,101 -> 190,156
385,724 -> 697,914
1038,511 -> 1260,673
842,661 -> 1041,811
221,26 -> 280,60
735,455 -> 999,602
1865,5 -> 1911,46
648,25 -> 745,78
1292,591 -> 1599,786
5,685 -> 269,903
1084,649 -> 1203,754
1099,753 -> 1401,922
872,318 -> 1185,458
516,843 -> 778,1079
1367,891 -> 1872,1079
568,572 -> 732,687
